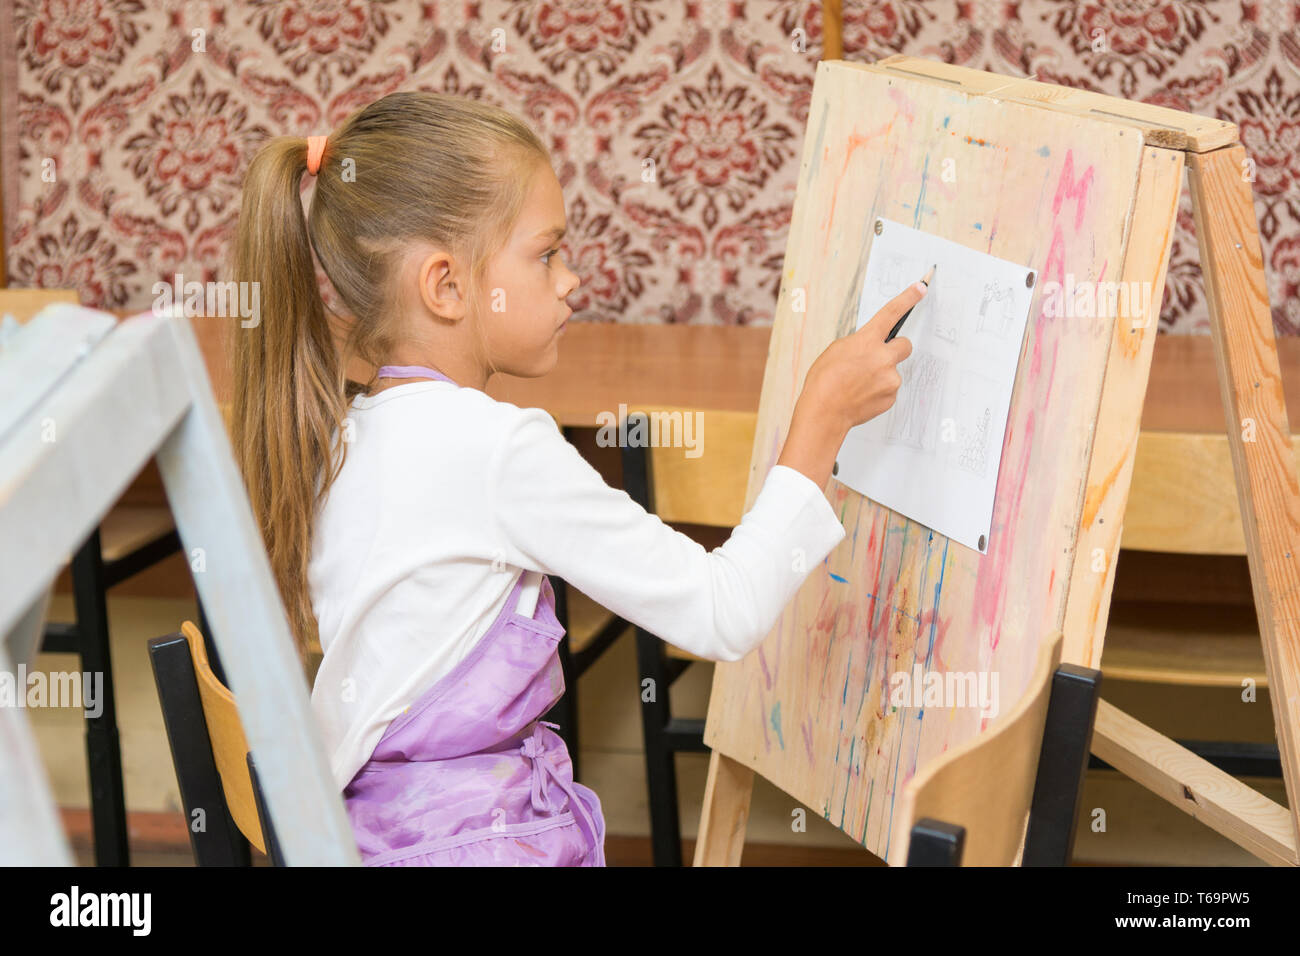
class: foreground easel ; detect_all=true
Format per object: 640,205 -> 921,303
695,56 -> 1299,866
0,305 -> 359,864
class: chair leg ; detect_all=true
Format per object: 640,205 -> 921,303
637,628 -> 683,867
1023,663 -> 1102,866
70,530 -> 129,867
908,818 -> 965,865
247,754 -> 286,867
542,576 -> 580,781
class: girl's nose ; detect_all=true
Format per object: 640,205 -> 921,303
562,267 -> 580,297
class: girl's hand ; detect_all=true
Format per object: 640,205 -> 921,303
806,280 -> 925,433
776,280 -> 927,489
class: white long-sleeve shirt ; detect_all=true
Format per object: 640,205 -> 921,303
307,380 -> 847,791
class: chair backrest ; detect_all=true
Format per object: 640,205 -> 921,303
1123,431 -> 1300,554
1,288 -> 79,323
890,630 -> 1064,866
621,406 -> 757,527
179,620 -> 267,854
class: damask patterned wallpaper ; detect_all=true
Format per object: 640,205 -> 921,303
2,1 -> 1297,333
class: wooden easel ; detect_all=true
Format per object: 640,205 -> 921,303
694,56 -> 1300,866
0,305 -> 360,864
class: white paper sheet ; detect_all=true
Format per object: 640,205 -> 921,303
833,218 -> 1036,554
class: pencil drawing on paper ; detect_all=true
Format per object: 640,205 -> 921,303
958,407 -> 992,476
977,281 -> 1019,339
928,280 -> 958,343
954,368 -> 995,477
885,350 -> 946,451
840,217 -> 1035,553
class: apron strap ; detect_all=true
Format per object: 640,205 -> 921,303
521,721 -> 605,866
376,364 -> 458,387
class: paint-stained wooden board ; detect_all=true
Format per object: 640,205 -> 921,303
1062,143 -> 1184,668
702,59 -> 1180,861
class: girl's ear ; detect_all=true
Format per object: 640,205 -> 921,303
418,251 -> 468,322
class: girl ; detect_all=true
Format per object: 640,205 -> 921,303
229,91 -> 922,867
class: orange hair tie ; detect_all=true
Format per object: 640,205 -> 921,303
305,135 -> 328,176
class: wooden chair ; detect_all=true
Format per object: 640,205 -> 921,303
892,631 -> 1103,865
620,407 -> 757,867
5,288 -> 184,866
147,621 -> 284,866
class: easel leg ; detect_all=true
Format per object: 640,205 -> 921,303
637,627 -> 683,866
1188,145 -> 1300,860
156,316 -> 360,865
0,642 -> 73,864
693,750 -> 754,866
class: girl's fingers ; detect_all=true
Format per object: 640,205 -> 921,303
863,279 -> 928,340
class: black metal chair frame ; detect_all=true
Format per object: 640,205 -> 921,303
41,523 -> 182,867
147,631 -> 283,866
620,415 -> 710,867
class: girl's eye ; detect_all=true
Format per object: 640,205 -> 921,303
542,247 -> 560,265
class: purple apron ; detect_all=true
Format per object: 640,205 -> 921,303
341,366 -> 606,867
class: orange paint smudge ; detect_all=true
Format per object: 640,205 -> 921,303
823,121 -> 894,254
1081,445 -> 1126,528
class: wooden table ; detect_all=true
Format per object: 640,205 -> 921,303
173,312 -> 1300,431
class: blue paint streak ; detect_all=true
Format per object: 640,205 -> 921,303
913,154 -> 930,228
770,702 -> 785,749
926,539 -> 950,670
1037,145 -> 1051,157
942,115 -> 950,128
974,222 -> 983,230
883,528 -> 950,863
829,572 -> 848,584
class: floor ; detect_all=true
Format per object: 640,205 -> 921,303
27,592 -> 1288,866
